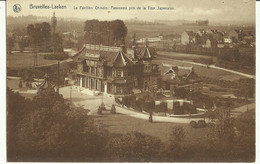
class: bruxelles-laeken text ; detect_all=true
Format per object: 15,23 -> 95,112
30,4 -> 67,9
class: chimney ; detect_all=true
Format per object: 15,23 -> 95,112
132,33 -> 137,59
133,45 -> 137,59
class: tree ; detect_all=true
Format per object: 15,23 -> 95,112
18,37 -> 30,52
105,131 -> 162,162
207,108 -> 236,159
18,39 -> 27,52
233,48 -> 240,62
27,22 -> 51,52
7,35 -> 15,54
110,20 -> 127,45
84,19 -> 127,46
174,88 -> 189,99
161,126 -> 187,161
7,88 -> 33,161
32,87 -> 63,110
52,33 -> 64,53
7,87 -> 110,162
234,110 -> 255,161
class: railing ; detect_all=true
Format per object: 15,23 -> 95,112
84,44 -> 120,52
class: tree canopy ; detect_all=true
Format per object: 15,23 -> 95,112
84,19 -> 127,46
27,22 -> 64,53
7,87 -> 255,162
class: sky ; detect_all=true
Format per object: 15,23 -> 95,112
7,0 -> 256,24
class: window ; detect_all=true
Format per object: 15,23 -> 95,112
86,77 -> 89,88
83,66 -> 89,73
91,67 -> 95,75
82,77 -> 86,87
116,69 -> 123,77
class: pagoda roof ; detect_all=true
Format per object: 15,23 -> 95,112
36,75 -> 56,91
73,44 -> 134,67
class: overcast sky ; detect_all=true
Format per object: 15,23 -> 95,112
7,0 -> 255,24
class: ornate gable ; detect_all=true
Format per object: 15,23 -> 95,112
112,51 -> 134,67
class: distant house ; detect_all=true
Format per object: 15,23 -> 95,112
243,35 -> 254,43
224,38 -> 232,44
160,65 -> 203,93
204,39 -> 212,48
181,31 -> 195,45
196,29 -> 206,37
136,36 -> 162,44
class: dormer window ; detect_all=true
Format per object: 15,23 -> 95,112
116,69 -> 123,77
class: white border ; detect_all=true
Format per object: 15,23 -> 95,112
0,1 -> 6,164
0,1 -> 259,164
255,1 -> 259,164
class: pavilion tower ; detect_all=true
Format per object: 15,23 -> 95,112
51,12 -> 57,54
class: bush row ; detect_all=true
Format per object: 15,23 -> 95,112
43,52 -> 69,60
115,96 -> 197,115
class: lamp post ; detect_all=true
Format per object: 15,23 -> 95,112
189,87 -> 193,101
102,92 -> 104,105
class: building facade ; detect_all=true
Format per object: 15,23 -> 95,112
74,44 -> 160,95
181,31 -> 195,45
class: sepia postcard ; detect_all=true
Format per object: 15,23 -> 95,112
4,0 -> 257,163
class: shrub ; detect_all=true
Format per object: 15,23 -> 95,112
135,98 -> 144,111
115,98 -> 121,104
208,122 -> 216,128
183,103 -> 197,114
111,104 -> 116,114
149,100 -> 155,110
190,121 -> 197,128
155,101 -> 167,113
197,120 -> 207,128
97,106 -> 102,115
97,103 -> 106,114
174,106 -> 183,115
44,52 -> 69,60
105,131 -> 162,162
122,96 -> 130,107
143,100 -> 155,113
129,95 -> 136,108
100,103 -> 106,110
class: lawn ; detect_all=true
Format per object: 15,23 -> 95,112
157,51 -> 211,60
7,79 -> 28,91
155,57 -> 244,81
93,110 -> 208,145
201,84 -> 235,97
7,52 -> 59,69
